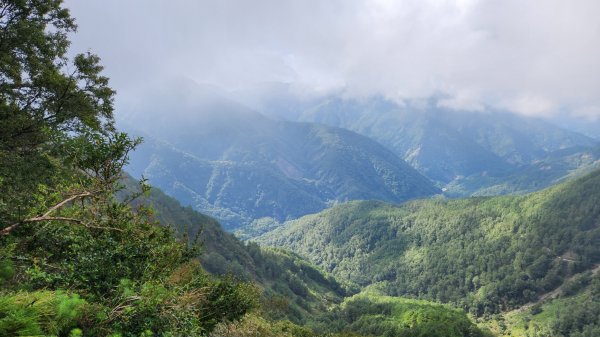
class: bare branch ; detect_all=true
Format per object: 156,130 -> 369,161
1,223 -> 22,236
0,213 -> 124,235
41,191 -> 93,217
27,216 -> 82,223
0,191 -> 94,235
84,224 -> 124,232
0,216 -> 81,235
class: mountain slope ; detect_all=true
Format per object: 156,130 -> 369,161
124,177 -> 345,324
129,178 -> 500,336
258,169 -> 600,315
487,269 -> 600,336
313,292 -> 491,337
124,81 -> 438,230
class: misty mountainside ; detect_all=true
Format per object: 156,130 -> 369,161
256,93 -> 598,193
123,176 -> 345,324
548,115 -> 600,141
124,81 -> 438,230
257,168 -> 600,317
445,144 -> 600,197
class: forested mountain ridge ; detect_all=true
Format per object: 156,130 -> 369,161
124,86 -> 439,230
258,168 -> 600,317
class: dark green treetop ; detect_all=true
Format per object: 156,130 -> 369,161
0,0 -> 115,226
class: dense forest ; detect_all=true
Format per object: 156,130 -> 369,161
259,169 -> 600,318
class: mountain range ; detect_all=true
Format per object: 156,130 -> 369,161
124,82 -> 599,234
124,81 -> 438,230
292,96 -> 599,189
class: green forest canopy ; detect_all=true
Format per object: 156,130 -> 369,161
259,169 -> 600,316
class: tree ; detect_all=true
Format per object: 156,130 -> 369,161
0,0 -> 115,227
0,2 -> 259,335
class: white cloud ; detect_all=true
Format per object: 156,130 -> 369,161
65,0 -> 600,118
500,95 -> 557,117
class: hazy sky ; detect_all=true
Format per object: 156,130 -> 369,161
65,0 -> 600,119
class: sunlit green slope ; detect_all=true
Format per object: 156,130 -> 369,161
259,169 -> 600,316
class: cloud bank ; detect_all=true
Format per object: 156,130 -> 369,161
65,0 -> 600,119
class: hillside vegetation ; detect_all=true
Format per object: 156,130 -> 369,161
259,169 -> 600,316
126,179 -> 346,324
313,291 -> 492,337
487,269 -> 600,337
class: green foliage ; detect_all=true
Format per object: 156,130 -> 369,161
0,259 -> 14,285
91,262 -> 258,336
0,0 -> 115,227
545,274 -> 600,337
493,272 -> 600,337
69,328 -> 84,337
0,129 -> 259,336
129,179 -> 346,324
0,290 -> 89,336
210,314 -> 318,337
260,170 -> 600,316
314,294 -> 491,337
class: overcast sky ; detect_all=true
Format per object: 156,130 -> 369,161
64,0 -> 600,120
